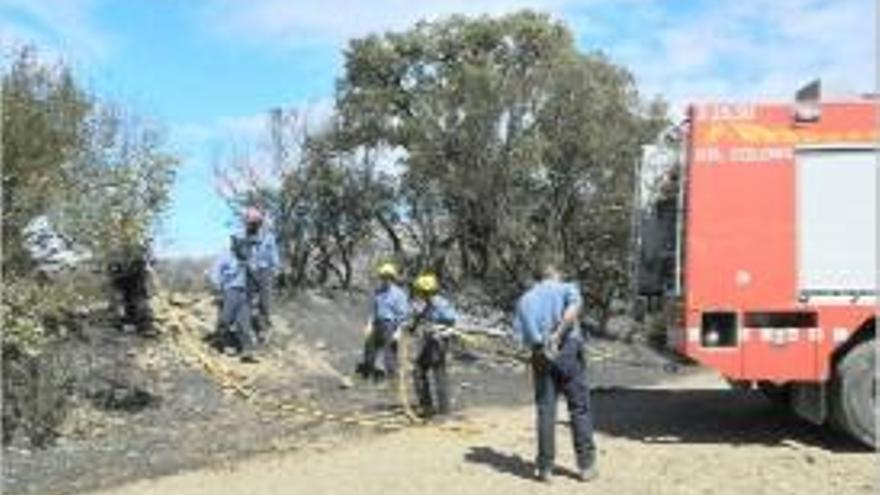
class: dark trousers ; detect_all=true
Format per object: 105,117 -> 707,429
220,288 -> 257,353
123,292 -> 154,334
532,338 -> 595,471
414,331 -> 450,416
111,274 -> 154,334
362,321 -> 398,378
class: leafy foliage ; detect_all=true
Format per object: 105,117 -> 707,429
336,11 -> 668,320
2,47 -> 92,276
51,103 -> 178,265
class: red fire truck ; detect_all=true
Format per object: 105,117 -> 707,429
638,83 -> 877,447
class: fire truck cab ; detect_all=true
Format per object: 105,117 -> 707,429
638,83 -> 877,447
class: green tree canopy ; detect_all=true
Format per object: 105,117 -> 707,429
336,11 -> 667,322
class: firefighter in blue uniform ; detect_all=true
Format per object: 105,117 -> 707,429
409,273 -> 458,418
512,261 -> 597,483
210,235 -> 259,363
239,207 -> 279,342
359,262 -> 410,381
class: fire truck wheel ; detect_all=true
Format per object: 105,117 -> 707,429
831,340 -> 876,449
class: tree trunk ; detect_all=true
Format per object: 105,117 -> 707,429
375,213 -> 403,259
338,240 -> 353,289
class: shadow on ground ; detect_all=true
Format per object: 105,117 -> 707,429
463,446 -> 583,482
464,447 -> 535,481
590,387 -> 867,453
464,386 -> 868,484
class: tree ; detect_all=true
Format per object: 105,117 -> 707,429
2,47 -> 92,276
337,12 -> 570,285
336,11 -> 668,321
2,47 -> 178,276
51,103 -> 178,265
534,55 -> 667,329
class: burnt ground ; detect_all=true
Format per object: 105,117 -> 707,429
3,290 -> 697,495
287,290 -> 684,412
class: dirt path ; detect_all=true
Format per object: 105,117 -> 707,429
82,371 -> 877,495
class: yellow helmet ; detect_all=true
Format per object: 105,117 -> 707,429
376,262 -> 398,279
413,272 -> 439,295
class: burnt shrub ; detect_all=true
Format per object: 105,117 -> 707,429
2,345 -> 74,448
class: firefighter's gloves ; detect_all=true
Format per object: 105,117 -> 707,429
544,338 -> 563,361
531,344 -> 552,372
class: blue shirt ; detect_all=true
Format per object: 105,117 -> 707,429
421,295 -> 458,326
239,228 -> 280,273
210,253 -> 247,291
512,280 -> 583,347
373,283 -> 410,327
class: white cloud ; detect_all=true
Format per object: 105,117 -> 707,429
0,0 -> 112,63
202,0 -> 577,47
596,0 -> 875,112
171,97 -> 335,150
216,114 -> 270,140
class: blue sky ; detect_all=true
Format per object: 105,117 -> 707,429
1,0 -> 874,258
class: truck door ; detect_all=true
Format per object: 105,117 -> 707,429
742,146 -> 877,381
795,147 -> 876,301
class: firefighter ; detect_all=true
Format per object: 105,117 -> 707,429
512,260 -> 596,483
210,235 -> 259,363
240,206 -> 279,343
358,262 -> 409,381
409,272 -> 458,418
108,243 -> 157,337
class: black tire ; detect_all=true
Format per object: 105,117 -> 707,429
830,340 -> 876,448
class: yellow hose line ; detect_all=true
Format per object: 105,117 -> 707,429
396,330 -> 421,423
